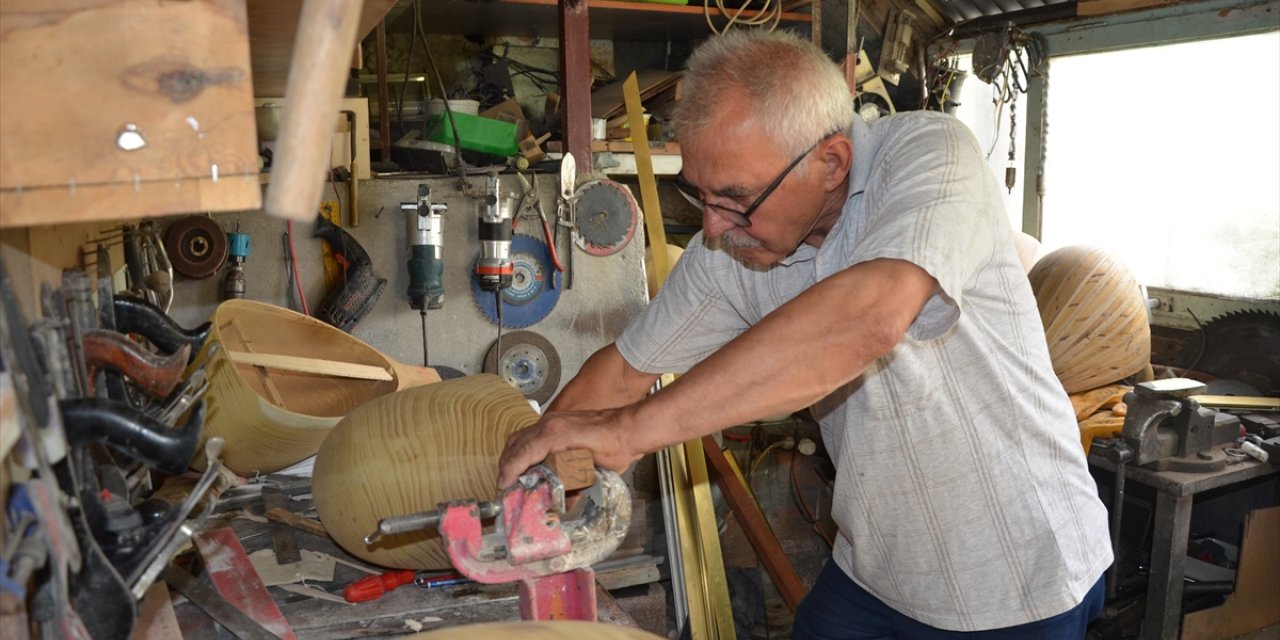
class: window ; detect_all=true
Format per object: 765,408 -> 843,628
1037,33 -> 1279,299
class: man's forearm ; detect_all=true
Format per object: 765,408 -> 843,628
625,258 -> 937,454
548,343 -> 659,413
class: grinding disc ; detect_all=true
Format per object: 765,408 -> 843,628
573,179 -> 639,257
165,215 -> 228,280
483,330 -> 562,405
471,234 -> 562,328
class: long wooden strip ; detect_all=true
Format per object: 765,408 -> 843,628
1192,395 -> 1280,411
265,507 -> 330,538
226,351 -> 393,381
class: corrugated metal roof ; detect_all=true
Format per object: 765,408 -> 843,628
930,0 -> 1073,25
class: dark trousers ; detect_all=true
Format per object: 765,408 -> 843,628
793,561 -> 1105,640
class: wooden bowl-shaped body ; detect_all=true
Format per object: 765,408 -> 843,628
1014,231 -> 1045,274
312,374 -> 538,569
1029,245 -> 1151,393
194,299 -> 438,475
407,622 -> 664,640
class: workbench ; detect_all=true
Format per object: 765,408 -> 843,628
161,477 -> 662,638
1087,452 -> 1279,640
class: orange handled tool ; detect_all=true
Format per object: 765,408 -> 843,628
342,570 -> 416,603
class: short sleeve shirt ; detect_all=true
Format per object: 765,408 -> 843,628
616,111 -> 1113,631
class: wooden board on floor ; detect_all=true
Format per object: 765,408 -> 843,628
1182,506 -> 1280,640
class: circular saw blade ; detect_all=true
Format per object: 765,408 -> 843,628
483,330 -> 562,405
470,233 -> 562,328
573,179 -> 639,257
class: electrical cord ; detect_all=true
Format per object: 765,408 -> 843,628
704,0 -> 782,35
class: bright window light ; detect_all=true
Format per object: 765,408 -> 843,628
1039,32 -> 1279,299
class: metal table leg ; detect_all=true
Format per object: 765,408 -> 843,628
1143,491 -> 1193,640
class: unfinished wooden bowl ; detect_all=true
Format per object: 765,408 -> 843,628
1029,245 -> 1151,393
192,299 -> 440,476
1014,231 -> 1045,273
311,374 -> 539,569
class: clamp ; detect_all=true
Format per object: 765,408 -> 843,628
365,451 -> 630,621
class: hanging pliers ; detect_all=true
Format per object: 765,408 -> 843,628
515,172 -> 564,278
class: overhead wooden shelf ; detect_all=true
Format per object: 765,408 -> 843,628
417,0 -> 814,41
248,0 -> 399,97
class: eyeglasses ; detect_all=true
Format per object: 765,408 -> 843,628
674,137 -> 825,228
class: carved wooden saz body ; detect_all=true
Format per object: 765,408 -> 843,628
1029,245 -> 1152,393
192,299 -> 441,475
312,374 -> 538,569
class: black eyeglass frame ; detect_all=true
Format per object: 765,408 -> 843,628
675,135 -> 830,228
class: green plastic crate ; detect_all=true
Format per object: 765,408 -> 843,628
424,112 -> 519,157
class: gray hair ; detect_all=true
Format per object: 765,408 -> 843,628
673,30 -> 855,159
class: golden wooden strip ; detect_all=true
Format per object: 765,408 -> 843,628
265,507 -> 330,538
1192,395 -> 1280,411
225,317 -> 287,408
226,351 -> 394,381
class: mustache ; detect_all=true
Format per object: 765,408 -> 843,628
708,229 -> 763,251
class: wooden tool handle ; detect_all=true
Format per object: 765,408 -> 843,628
545,449 -> 595,491
264,0 -> 363,223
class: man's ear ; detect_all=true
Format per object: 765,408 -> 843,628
820,135 -> 853,191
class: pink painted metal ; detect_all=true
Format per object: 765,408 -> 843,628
192,528 -> 298,640
519,569 -> 597,621
436,471 -> 597,621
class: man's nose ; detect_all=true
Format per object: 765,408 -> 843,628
702,208 -> 736,237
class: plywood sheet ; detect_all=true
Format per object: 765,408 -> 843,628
1182,506 -> 1280,640
0,0 -> 260,226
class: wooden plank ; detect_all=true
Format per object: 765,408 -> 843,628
0,174 -> 261,230
265,507 -> 331,538
1182,506 -> 1280,639
226,351 -> 394,381
246,0 -> 398,98
0,0 -> 259,226
1192,395 -> 1280,411
702,435 -> 807,612
128,582 -> 183,640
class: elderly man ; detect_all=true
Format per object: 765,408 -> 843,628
499,29 -> 1110,639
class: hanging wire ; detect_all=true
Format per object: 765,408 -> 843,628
704,0 -> 783,34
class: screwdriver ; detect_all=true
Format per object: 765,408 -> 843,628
342,569 -> 416,603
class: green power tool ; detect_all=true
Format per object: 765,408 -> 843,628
402,184 -> 447,365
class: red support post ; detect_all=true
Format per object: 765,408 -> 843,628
558,0 -> 592,175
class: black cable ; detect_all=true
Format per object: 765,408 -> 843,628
415,0 -> 467,186
427,308 -> 437,366
495,291 -> 503,373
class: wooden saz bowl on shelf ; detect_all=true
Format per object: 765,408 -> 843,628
312,374 -> 538,569
192,299 -> 441,476
1029,245 -> 1151,394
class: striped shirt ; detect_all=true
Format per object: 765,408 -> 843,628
616,111 -> 1112,631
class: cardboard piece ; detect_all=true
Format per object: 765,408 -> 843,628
1181,506 -> 1280,640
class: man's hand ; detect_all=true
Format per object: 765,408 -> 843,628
497,407 -> 644,489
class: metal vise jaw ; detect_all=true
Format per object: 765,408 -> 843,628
368,462 -> 631,621
1122,379 -> 1240,472
439,464 -> 630,582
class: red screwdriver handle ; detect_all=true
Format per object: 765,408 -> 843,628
343,570 -> 416,603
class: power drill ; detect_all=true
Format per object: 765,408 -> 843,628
221,227 -> 250,301
475,171 -> 514,355
475,171 -> 514,293
401,184 -> 446,311
312,215 -> 386,333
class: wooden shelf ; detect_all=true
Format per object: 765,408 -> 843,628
417,0 -> 813,41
